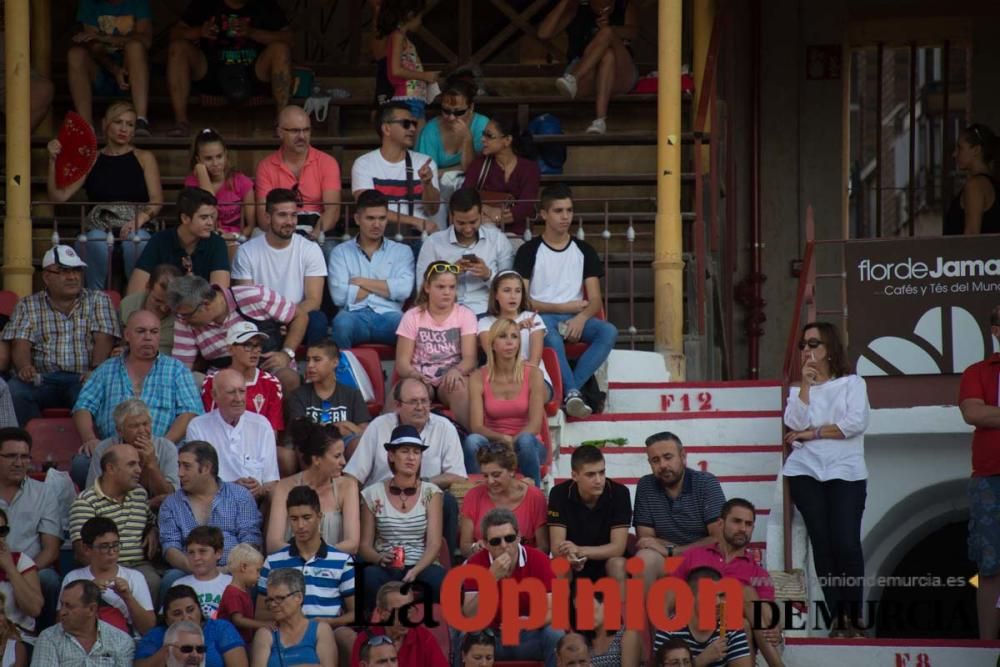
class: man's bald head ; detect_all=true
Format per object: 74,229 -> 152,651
213,368 -> 247,423
278,106 -> 311,154
124,309 -> 161,360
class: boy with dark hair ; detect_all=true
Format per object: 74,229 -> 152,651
257,485 -> 356,653
513,184 -> 617,418
286,340 -> 370,458
547,445 -> 631,584
128,187 -> 229,295
174,525 -> 232,620
328,189 -> 416,350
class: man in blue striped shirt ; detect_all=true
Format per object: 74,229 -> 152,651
257,485 -> 357,655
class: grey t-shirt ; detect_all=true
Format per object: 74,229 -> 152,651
286,382 -> 370,426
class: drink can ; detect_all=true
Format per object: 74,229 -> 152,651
391,546 -> 405,568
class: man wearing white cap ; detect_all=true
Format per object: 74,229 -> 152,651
1,246 -> 120,424
185,367 -> 280,500
201,322 -> 285,433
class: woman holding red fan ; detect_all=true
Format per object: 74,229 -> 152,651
47,101 -> 163,290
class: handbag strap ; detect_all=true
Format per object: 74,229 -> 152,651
229,287 -> 268,327
475,156 -> 493,191
404,151 -> 415,218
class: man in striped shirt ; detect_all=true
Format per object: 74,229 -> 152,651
257,485 -> 357,657
69,443 -> 159,605
166,274 -> 308,393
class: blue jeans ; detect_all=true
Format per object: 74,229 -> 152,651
540,313 -> 617,394
70,453 -> 92,491
361,563 -> 446,612
76,228 -> 150,290
331,308 -> 403,351
159,567 -> 189,604
306,310 -> 332,344
453,627 -> 564,667
464,433 -> 546,487
8,371 -> 83,425
37,567 -> 62,629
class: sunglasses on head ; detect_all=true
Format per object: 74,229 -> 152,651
388,119 -> 419,130
176,644 -> 207,654
797,338 -> 823,350
487,533 -> 518,547
389,484 -> 418,498
366,634 -> 394,647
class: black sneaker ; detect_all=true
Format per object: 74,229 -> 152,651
135,118 -> 151,137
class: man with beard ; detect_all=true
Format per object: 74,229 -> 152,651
256,105 -> 342,241
633,431 -> 725,591
163,620 -> 208,667
232,188 -> 329,343
671,499 -> 783,667
72,309 -> 202,488
351,102 -> 441,242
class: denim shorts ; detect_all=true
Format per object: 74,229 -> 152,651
968,476 -> 1000,575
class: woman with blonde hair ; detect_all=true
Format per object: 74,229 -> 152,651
465,318 -> 548,486
47,100 -> 163,289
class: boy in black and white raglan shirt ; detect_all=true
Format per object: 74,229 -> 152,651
513,184 -> 617,418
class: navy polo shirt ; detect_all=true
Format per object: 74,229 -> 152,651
548,478 -> 632,581
632,468 -> 725,546
135,226 -> 230,279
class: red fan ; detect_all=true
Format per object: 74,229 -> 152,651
54,111 -> 98,189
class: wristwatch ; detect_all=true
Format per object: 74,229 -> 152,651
282,347 -> 296,362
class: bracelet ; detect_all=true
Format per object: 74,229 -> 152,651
813,427 -> 822,440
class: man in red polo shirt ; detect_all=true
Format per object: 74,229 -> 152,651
672,498 -> 782,666
959,304 -> 1000,640
255,105 -> 342,241
350,581 -> 447,667
461,508 -> 564,667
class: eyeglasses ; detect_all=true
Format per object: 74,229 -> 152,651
663,659 -> 693,667
264,591 -> 301,606
387,119 -> 418,130
174,644 -> 207,655
426,263 -> 460,277
797,338 -> 823,350
441,107 -> 469,117
0,526 -> 9,538
93,541 -> 121,553
175,302 -> 204,322
399,398 -> 431,408
281,127 -> 311,135
366,635 -> 394,647
389,484 -> 418,498
482,131 -> 501,140
487,533 -> 518,547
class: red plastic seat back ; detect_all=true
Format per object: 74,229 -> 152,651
26,417 -> 83,472
0,291 -> 18,318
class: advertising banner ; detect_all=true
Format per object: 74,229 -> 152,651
844,237 -> 1000,376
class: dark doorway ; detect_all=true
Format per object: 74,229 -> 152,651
875,520 -> 978,638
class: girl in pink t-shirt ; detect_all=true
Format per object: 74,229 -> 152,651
396,261 -> 479,426
185,128 -> 256,239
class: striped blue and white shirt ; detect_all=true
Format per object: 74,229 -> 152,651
259,540 -> 355,619
653,625 -> 750,666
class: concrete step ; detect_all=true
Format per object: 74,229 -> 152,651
561,411 -> 783,447
606,380 -> 783,414
782,639 -> 1000,665
557,445 -> 783,480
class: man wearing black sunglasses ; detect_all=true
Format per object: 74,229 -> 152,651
164,619 -> 207,667
460,508 -> 563,667
352,101 -> 441,243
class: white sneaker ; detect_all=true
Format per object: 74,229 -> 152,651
556,74 -> 578,99
564,390 -> 593,418
586,118 -> 607,135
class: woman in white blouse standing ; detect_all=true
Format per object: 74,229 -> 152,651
783,322 -> 870,638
